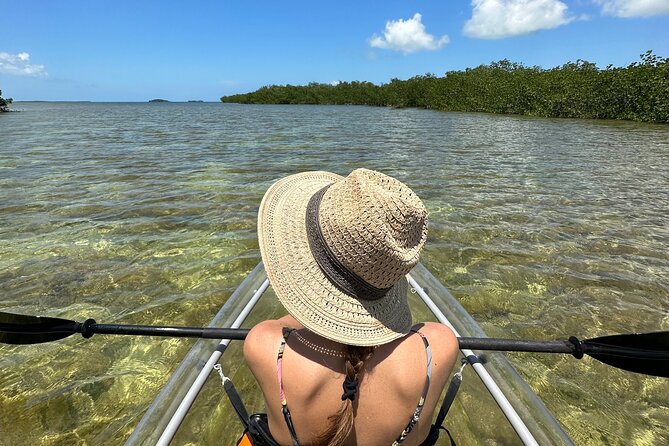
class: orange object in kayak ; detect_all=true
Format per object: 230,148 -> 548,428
236,431 -> 253,446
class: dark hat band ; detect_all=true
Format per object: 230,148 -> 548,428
305,185 -> 391,301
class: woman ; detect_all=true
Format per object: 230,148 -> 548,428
244,169 -> 460,446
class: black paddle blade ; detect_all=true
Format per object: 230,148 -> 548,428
584,332 -> 669,378
0,312 -> 79,345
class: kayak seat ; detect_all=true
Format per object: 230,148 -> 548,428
236,413 -> 281,446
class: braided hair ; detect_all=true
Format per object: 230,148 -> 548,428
315,345 -> 374,446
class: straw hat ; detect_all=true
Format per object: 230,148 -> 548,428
258,168 -> 428,346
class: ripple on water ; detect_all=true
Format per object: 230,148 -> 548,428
1,103 -> 668,445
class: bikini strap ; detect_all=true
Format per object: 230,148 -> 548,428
277,328 -> 301,446
392,329 -> 432,445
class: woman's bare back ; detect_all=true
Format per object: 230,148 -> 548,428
244,316 -> 459,446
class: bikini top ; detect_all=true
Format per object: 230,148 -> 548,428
276,328 -> 433,446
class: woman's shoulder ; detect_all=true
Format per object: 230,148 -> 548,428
243,316 -> 303,367
243,320 -> 281,364
374,322 -> 458,366
411,322 -> 459,362
414,321 -> 457,343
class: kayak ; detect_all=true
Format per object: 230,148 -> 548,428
124,262 -> 575,446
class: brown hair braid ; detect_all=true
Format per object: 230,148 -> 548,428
315,345 -> 374,446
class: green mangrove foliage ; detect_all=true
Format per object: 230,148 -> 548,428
221,51 -> 668,123
0,89 -> 12,112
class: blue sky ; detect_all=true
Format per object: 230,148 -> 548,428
2,0 -> 668,101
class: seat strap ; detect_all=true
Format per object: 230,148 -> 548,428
420,360 -> 468,446
214,363 -> 250,429
434,360 -> 467,429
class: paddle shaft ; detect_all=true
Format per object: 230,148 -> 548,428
86,324 -> 576,353
88,326 -> 572,351
82,327 -> 669,360
459,337 -> 573,354
89,325 -> 580,354
47,322 -> 575,354
85,323 -> 250,340
89,327 -> 575,352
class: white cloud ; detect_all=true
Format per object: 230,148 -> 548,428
0,51 -> 47,76
463,0 -> 573,39
594,0 -> 669,17
370,13 -> 450,54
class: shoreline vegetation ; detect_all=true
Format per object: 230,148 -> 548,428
220,51 -> 668,124
0,90 -> 12,112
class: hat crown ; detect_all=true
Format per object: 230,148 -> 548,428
318,169 -> 428,290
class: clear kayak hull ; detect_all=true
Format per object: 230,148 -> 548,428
126,262 -> 574,446
408,263 -> 574,446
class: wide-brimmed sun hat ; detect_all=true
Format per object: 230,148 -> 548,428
258,168 -> 428,346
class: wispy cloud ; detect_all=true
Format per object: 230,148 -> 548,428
370,13 -> 449,54
0,51 -> 47,77
463,0 -> 573,39
593,0 -> 669,17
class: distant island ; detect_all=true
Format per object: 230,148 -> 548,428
221,50 -> 668,124
149,99 -> 169,102
188,100 -> 204,103
0,89 -> 12,112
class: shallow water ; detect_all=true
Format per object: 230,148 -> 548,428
1,102 -> 668,445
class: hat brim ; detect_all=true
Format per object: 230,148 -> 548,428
258,171 -> 412,347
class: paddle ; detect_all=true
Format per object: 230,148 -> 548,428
0,312 -> 250,344
1,311 -> 667,377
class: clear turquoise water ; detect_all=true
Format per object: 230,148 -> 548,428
1,102 -> 668,445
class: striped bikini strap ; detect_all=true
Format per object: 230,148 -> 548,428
276,328 -> 300,446
392,329 -> 432,445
